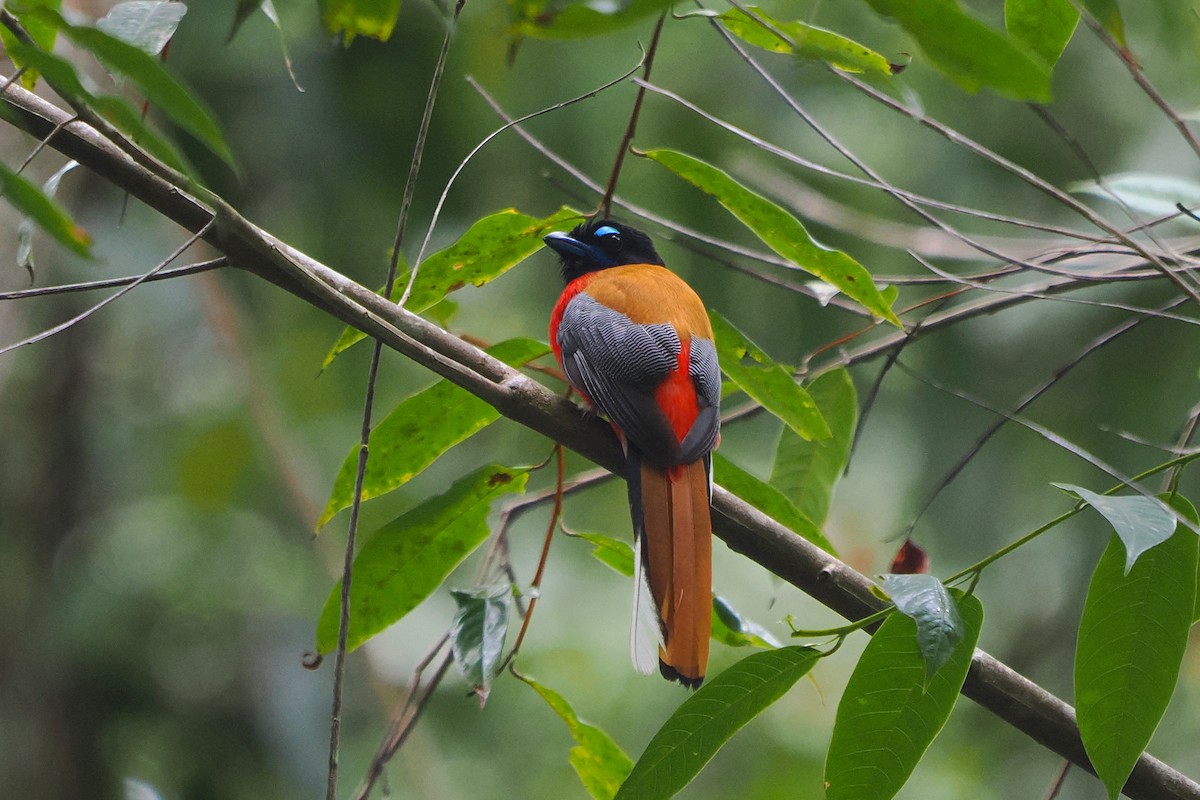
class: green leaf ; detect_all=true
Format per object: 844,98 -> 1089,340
229,0 -> 265,41
642,149 -> 900,326
708,311 -> 831,442
1068,173 -> 1200,218
522,675 -> 634,800
862,0 -> 1052,101
616,647 -> 820,799
769,367 -> 857,526
1054,483 -> 1177,574
96,1 -> 187,55
17,160 -> 82,276
881,574 -> 964,680
514,0 -> 674,40
0,0 -> 60,89
450,584 -> 511,705
1004,0 -> 1079,66
567,530 -> 635,577
317,338 -> 549,528
824,592 -> 983,800
712,452 -> 837,555
319,0 -> 402,42
713,7 -> 896,75
711,594 -> 781,649
1081,0 -> 1125,47
314,464 -> 527,654
25,6 -> 235,169
1075,497 -> 1197,800
322,207 -> 581,368
0,160 -> 90,258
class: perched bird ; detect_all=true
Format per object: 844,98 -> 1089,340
545,219 -> 720,688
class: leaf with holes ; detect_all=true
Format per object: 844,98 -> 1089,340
523,675 -> 634,799
643,149 -> 900,325
1005,0 -> 1078,66
1075,494 -> 1197,800
97,1 -> 187,55
616,646 -> 820,799
825,592 -> 982,800
317,338 -> 548,528
314,464 -> 527,655
862,0 -> 1052,101
450,584 -> 511,706
769,367 -> 856,526
713,452 -> 836,555
882,573 -> 964,680
1054,483 -> 1177,574
709,311 -> 830,443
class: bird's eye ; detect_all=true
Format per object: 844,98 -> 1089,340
594,225 -> 621,244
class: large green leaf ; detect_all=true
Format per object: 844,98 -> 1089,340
96,1 -> 186,55
1054,483 -> 1177,574
881,574 -> 964,680
314,464 -> 527,654
1075,496 -> 1198,800
862,0 -> 1052,101
323,207 -> 580,368
824,592 -> 983,800
317,337 -> 548,528
1004,0 -> 1078,67
0,160 -> 90,258
769,368 -> 857,526
708,311 -> 831,442
617,647 -> 820,799
319,0 -> 402,41
712,7 -> 896,75
450,584 -> 511,705
513,0 -> 674,40
713,452 -> 837,555
21,6 -> 235,168
642,149 -> 900,326
523,675 -> 634,800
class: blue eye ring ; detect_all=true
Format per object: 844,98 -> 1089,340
594,225 -> 621,240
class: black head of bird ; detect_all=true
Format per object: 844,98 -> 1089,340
544,219 -> 665,284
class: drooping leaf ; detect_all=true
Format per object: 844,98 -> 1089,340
17,160 -> 82,277
824,592 -> 983,800
616,647 -> 820,799
1081,0 -> 1125,46
567,530 -> 635,577
1054,483 -> 1177,574
862,0 -> 1052,101
1068,173 -> 1200,218
96,1 -> 187,55
713,452 -> 837,555
1075,496 -> 1197,800
450,584 -> 511,706
513,0 -> 674,40
317,338 -> 548,528
769,367 -> 857,526
881,573 -> 964,680
323,207 -> 580,368
319,0 -> 402,42
711,594 -> 781,649
710,6 -> 896,75
0,160 -> 90,258
523,675 -> 634,800
708,311 -> 831,442
314,464 -> 527,654
23,6 -> 235,169
642,149 -> 900,325
1004,0 -> 1079,66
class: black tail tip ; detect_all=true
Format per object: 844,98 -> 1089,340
660,661 -> 704,690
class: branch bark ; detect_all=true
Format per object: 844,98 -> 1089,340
3,79 -> 1197,800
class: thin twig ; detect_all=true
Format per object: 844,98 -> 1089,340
1043,760 -> 1072,800
0,258 -> 227,300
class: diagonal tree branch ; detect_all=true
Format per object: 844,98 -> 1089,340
2,78 -> 1197,800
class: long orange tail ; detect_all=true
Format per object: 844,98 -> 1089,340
633,458 -> 712,688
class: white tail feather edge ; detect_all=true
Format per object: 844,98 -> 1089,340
631,533 -> 663,675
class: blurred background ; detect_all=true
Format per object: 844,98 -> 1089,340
1,1 -> 1199,798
